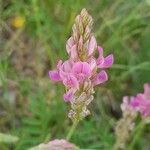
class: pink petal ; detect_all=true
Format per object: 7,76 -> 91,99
140,100 -> 150,116
59,60 -> 74,78
97,46 -> 103,56
142,109 -> 150,116
88,36 -> 97,56
66,37 -> 74,53
63,89 -> 74,102
57,60 -> 63,69
88,57 -> 97,71
72,62 -> 82,74
97,46 -> 114,68
144,84 -> 150,93
130,96 -> 140,108
82,62 -> 92,76
144,83 -> 150,99
92,70 -> 108,86
97,57 -> 104,67
102,54 -> 114,68
97,46 -> 104,66
70,45 -> 78,59
49,70 -> 61,81
63,60 -> 73,72
72,62 -> 91,77
121,96 -> 129,111
123,96 -> 129,105
63,75 -> 79,89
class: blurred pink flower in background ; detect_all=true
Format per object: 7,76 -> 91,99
30,139 -> 77,150
114,83 -> 150,149
121,83 -> 150,116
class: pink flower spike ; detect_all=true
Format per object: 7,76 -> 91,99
63,89 -> 74,102
48,9 -> 114,121
92,70 -> 108,86
48,70 -> 61,81
88,36 -> 97,56
120,83 -> 150,117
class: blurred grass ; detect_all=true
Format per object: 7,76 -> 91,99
0,0 -> 150,149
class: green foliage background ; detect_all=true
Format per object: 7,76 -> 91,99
0,0 -> 150,149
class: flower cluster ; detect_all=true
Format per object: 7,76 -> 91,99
121,83 -> 150,117
114,83 -> 150,149
49,8 -> 114,121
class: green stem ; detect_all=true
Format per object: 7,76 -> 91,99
66,120 -> 79,140
128,121 -> 145,150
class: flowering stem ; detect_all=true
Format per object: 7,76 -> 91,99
128,121 -> 145,150
66,120 -> 79,140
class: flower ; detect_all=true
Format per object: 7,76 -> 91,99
92,70 -> 108,86
97,46 -> 114,68
49,70 -> 61,81
114,95 -> 137,150
29,139 -> 77,150
11,16 -> 25,28
114,83 -> 150,149
48,8 -> 114,121
121,83 -> 150,116
72,62 -> 92,81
